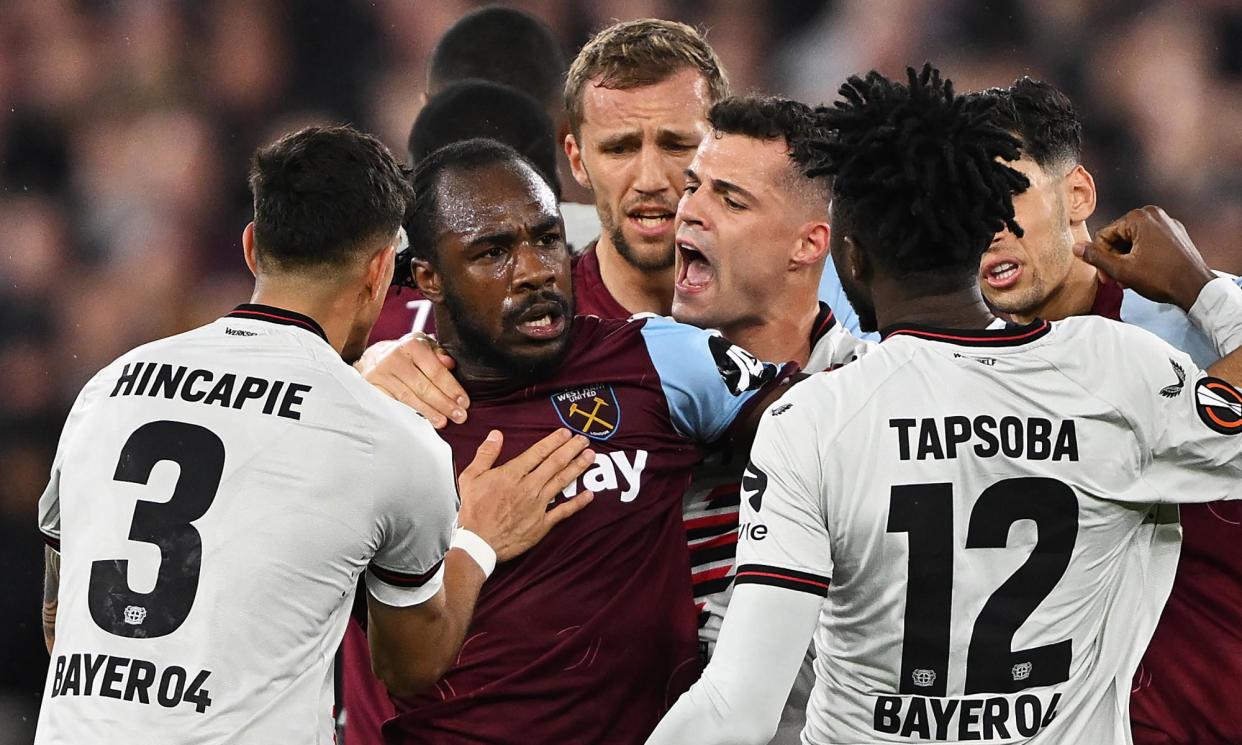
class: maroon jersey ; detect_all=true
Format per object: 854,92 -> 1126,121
569,242 -> 631,321
344,314 -> 788,744
369,287 -> 436,344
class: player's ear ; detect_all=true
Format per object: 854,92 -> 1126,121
792,221 -> 830,269
365,244 -> 396,304
565,133 -> 592,190
840,234 -> 869,283
413,258 -> 444,303
1065,164 -> 1097,226
242,222 -> 259,278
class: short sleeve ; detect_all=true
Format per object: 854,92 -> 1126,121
365,412 -> 458,607
1106,324 -> 1242,503
637,315 -> 791,443
733,392 -> 833,596
1141,353 -> 1242,503
38,366 -> 113,552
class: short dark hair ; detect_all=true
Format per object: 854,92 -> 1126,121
248,125 -> 411,271
980,77 -> 1082,170
397,139 -> 550,283
565,19 -> 729,135
811,64 -> 1029,279
408,80 -> 560,199
708,95 -> 832,209
428,6 -> 566,113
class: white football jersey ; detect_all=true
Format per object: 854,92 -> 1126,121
736,316 -> 1242,744
35,305 -> 458,745
685,305 -> 873,744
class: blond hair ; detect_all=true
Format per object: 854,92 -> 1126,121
565,19 -> 730,134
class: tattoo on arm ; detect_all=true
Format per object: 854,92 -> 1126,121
43,547 -> 60,654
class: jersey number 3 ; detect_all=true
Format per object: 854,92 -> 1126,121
88,420 -> 225,638
887,477 -> 1078,696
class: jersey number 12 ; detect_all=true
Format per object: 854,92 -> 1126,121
887,477 -> 1078,696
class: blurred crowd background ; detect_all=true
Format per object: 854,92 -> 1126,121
1,0 -> 1239,738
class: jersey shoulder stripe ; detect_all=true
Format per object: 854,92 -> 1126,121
735,563 -> 830,597
369,558 -> 445,588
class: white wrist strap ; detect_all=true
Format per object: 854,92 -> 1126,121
1189,276 -> 1242,358
452,527 -> 497,578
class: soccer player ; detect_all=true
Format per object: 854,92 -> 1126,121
647,65 -> 1242,745
977,78 -> 1242,745
369,78 -> 564,342
673,94 -> 870,742
34,126 -> 594,745
358,98 -> 871,735
346,138 -> 798,745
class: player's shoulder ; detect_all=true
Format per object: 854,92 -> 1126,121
1049,314 -> 1184,363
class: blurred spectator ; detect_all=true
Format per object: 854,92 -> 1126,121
0,2 -> 1237,740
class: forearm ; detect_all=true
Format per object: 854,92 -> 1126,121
42,547 -> 59,654
434,548 -> 487,664
646,584 -> 822,745
368,549 -> 486,698
1190,277 -> 1242,360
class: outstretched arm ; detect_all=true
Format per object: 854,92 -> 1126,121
1075,205 -> 1242,372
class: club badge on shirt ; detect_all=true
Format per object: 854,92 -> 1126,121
551,385 -> 621,440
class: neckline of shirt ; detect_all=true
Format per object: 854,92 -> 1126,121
225,304 -> 330,343
880,318 -> 1051,347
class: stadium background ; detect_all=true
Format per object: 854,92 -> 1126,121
0,0 -> 1238,739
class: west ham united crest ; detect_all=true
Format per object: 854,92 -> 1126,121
551,385 -> 620,440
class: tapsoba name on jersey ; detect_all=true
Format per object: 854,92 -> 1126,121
889,415 -> 1079,461
109,361 -> 312,420
48,652 -> 212,714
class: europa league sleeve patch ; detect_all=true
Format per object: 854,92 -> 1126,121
1194,377 -> 1242,435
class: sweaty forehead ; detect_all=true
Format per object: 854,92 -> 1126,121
434,161 -> 559,239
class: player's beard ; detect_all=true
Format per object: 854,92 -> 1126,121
609,222 -> 676,271
442,288 -> 575,386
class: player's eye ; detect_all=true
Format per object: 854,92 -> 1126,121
536,231 -> 563,247
683,182 -> 699,194
724,196 -> 745,210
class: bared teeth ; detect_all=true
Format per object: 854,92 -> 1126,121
990,262 -> 1018,280
524,315 -> 552,328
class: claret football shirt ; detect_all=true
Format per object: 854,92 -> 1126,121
346,313 -> 792,745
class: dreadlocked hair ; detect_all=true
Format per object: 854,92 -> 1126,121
809,63 -> 1030,279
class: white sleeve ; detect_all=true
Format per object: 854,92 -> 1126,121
1118,330 -> 1242,503
365,413 -> 458,607
733,395 -> 834,591
38,367 -> 113,552
645,584 -> 822,745
1187,275 -> 1242,358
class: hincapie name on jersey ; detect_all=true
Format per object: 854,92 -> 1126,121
874,691 -> 1061,741
109,361 -> 312,420
49,652 -> 213,714
889,416 -> 1079,461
